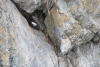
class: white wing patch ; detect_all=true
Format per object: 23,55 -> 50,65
31,22 -> 37,26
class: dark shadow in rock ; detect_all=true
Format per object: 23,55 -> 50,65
11,0 -> 47,31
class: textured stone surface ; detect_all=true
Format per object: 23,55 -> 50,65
0,0 -> 58,67
12,0 -> 46,13
0,0 -> 100,67
67,42 -> 100,67
44,0 -> 100,54
12,0 -> 54,13
58,56 -> 73,67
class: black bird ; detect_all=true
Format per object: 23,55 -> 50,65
27,16 -> 40,30
11,0 -> 40,30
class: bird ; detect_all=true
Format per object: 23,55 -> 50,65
27,16 -> 40,30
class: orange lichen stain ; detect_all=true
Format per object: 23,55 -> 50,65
0,26 -> 6,45
59,13 -> 70,22
81,0 -> 86,9
9,30 -> 15,39
51,9 -> 61,27
0,49 -> 9,65
51,8 -> 70,28
72,5 -> 78,14
16,12 -> 18,17
32,0 -> 36,2
58,57 -> 62,64
20,53 -> 26,67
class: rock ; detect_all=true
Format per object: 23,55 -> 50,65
58,56 -> 73,67
12,0 -> 46,13
0,0 -> 100,67
0,0 -> 58,67
92,32 -> 100,44
67,42 -> 100,67
12,0 -> 54,13
60,37 -> 72,54
44,0 -> 100,54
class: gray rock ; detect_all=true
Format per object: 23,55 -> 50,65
12,0 -> 54,13
67,42 -> 100,67
44,0 -> 100,54
12,0 -> 46,13
58,56 -> 73,67
0,0 -> 58,67
0,0 -> 100,67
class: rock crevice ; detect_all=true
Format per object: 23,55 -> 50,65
0,0 -> 100,67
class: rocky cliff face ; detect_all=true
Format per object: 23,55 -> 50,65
0,0 -> 58,67
0,0 -> 100,67
45,0 -> 100,54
